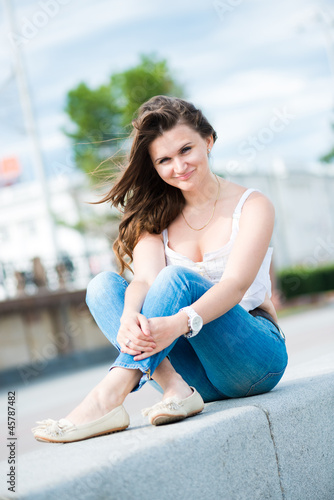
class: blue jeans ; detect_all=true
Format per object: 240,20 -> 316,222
86,266 -> 288,403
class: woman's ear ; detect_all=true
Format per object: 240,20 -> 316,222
206,135 -> 214,150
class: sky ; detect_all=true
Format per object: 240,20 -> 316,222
0,0 -> 334,185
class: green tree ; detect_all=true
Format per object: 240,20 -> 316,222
62,54 -> 185,243
64,54 -> 185,179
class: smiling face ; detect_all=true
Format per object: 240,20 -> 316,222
148,123 -> 213,191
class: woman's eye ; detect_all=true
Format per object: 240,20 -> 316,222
159,157 -> 170,164
158,147 -> 191,164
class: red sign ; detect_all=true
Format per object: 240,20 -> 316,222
0,157 -> 21,182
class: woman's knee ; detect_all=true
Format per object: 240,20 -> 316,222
86,271 -> 125,308
155,265 -> 191,286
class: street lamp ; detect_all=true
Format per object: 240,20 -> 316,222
2,0 -> 60,259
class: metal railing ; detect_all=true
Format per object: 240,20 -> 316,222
0,252 -> 117,301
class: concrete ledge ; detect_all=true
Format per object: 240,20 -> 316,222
1,371 -> 333,500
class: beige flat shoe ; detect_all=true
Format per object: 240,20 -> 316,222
32,405 -> 130,443
142,387 -> 204,426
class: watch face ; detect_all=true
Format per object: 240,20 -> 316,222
192,315 -> 203,331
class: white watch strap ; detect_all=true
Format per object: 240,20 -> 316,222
180,306 -> 203,338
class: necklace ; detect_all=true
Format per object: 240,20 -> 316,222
181,174 -> 221,231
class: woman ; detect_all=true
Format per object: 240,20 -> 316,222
33,95 -> 288,443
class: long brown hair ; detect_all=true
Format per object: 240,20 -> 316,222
99,95 -> 217,273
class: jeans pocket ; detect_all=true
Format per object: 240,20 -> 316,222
245,367 -> 286,397
256,317 -> 286,343
273,325 -> 286,343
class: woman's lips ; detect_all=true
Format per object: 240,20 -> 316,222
176,170 -> 194,180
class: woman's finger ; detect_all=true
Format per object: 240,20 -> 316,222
123,349 -> 142,356
125,345 -> 154,354
133,351 -> 153,361
138,314 -> 151,336
132,338 -> 156,349
119,327 -> 153,345
118,333 -> 155,352
121,334 -> 155,349
127,326 -> 156,348
121,345 -> 142,355
121,338 -> 154,354
129,323 -> 154,342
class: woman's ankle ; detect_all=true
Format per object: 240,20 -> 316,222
162,374 -> 193,400
91,386 -> 124,412
65,368 -> 141,425
93,367 -> 142,405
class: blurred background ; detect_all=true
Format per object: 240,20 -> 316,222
0,0 -> 333,419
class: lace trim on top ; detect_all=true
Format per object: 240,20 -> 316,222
162,188 -> 259,263
161,188 -> 273,311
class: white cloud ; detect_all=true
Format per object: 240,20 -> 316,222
202,71 -> 305,109
39,130 -> 70,151
4,0 -> 210,55
0,0 -> 333,166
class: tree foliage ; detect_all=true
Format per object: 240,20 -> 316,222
64,54 -> 185,179
320,123 -> 334,163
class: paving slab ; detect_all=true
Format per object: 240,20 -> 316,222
255,373 -> 334,500
0,303 -> 333,499
0,404 -> 282,500
1,301 -> 333,459
1,370 -> 333,500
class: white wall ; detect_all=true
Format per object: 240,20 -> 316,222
224,162 -> 334,270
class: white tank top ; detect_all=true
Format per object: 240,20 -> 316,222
162,189 -> 273,312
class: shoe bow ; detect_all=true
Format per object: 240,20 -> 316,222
142,399 -> 182,417
32,418 -> 75,437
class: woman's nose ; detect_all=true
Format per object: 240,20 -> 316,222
173,157 -> 187,173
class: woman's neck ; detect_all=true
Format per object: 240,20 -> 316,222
182,173 -> 221,210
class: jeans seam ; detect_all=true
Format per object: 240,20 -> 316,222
254,316 -> 286,343
245,367 -> 286,397
111,361 -> 151,371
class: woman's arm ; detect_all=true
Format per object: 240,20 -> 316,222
178,192 -> 275,326
117,233 -> 166,355
134,193 -> 275,360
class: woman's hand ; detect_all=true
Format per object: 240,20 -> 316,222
118,312 -> 156,356
133,312 -> 188,361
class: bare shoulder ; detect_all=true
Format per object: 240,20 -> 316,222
135,231 -> 164,252
133,232 -> 165,266
243,190 -> 275,215
222,179 -> 274,214
239,191 -> 275,233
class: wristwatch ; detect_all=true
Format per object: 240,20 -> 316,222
180,306 -> 203,338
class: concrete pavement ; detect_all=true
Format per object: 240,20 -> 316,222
0,302 -> 333,499
0,301 -> 333,458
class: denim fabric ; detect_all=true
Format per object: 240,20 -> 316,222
86,266 -> 288,403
